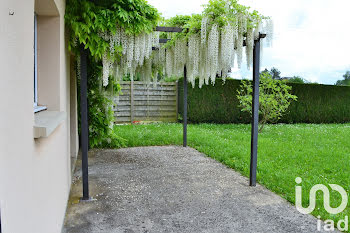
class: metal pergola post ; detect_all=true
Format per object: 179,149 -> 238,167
154,27 -> 188,147
183,65 -> 188,147
80,45 -> 90,200
249,35 -> 262,187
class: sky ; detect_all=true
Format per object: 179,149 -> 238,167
147,0 -> 350,84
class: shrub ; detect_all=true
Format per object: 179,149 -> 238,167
237,73 -> 297,132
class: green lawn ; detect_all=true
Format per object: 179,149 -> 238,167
114,123 -> 350,228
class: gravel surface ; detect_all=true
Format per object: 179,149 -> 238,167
63,146 -> 333,233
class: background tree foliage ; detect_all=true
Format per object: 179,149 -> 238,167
335,71 -> 350,86
287,76 -> 308,84
261,67 -> 281,80
237,72 -> 298,132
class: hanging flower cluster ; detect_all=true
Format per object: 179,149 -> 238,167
153,13 -> 274,88
100,29 -> 161,86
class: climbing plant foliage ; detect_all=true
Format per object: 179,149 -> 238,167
67,0 -> 273,89
66,0 -> 160,148
80,56 -> 126,148
161,0 -> 273,88
66,0 -> 161,86
65,0 -> 159,58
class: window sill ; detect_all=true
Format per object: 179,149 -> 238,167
33,111 -> 66,139
34,105 -> 47,113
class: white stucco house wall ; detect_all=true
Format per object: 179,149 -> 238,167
0,0 -> 78,232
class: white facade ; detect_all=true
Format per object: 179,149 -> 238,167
0,0 -> 78,232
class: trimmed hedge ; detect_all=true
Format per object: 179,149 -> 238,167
178,79 -> 350,124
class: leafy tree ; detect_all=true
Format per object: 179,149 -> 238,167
260,67 -> 281,80
261,68 -> 270,75
270,67 -> 281,80
237,72 -> 298,132
335,71 -> 350,86
288,76 -> 308,84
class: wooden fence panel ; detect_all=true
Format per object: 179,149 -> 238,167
114,81 -> 178,124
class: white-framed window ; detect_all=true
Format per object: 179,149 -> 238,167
34,13 -> 47,113
34,13 -> 38,106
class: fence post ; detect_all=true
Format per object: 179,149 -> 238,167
130,80 -> 134,124
147,82 -> 150,120
176,81 -> 179,121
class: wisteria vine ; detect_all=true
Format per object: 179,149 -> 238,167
67,0 -> 273,88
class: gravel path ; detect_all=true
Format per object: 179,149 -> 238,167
64,146 -> 331,233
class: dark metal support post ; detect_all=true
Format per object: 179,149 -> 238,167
154,26 -> 187,147
183,66 -> 188,147
80,45 -> 90,200
250,38 -> 261,187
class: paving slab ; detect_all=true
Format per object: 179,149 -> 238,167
63,146 -> 333,233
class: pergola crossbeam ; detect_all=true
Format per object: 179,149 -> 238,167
155,26 -> 183,32
153,34 -> 266,48
159,38 -> 171,44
